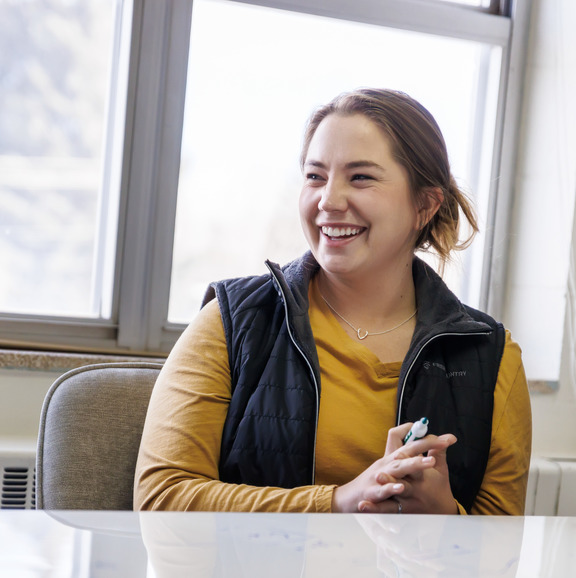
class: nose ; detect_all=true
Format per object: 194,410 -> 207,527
318,178 -> 348,212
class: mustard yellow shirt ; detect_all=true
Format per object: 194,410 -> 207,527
134,278 -> 531,514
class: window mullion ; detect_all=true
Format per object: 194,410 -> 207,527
145,0 -> 194,353
482,0 -> 534,318
116,0 -> 185,352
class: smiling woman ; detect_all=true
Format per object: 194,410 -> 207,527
301,114 -> 424,288
298,92 -> 471,364
300,90 -> 479,277
134,87 -> 532,517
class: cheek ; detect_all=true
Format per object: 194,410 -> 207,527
299,189 -> 321,246
392,196 -> 420,231
299,188 -> 317,222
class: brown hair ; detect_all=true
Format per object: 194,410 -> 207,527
300,88 -> 479,268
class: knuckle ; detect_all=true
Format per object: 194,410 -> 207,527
391,460 -> 404,471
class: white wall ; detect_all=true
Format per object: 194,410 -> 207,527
504,0 -> 576,457
0,369 -> 55,457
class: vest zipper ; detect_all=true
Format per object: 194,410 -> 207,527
267,265 -> 320,485
396,330 -> 492,426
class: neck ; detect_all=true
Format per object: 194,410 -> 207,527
317,258 -> 416,327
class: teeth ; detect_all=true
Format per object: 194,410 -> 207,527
322,226 -> 361,238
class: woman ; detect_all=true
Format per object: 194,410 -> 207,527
134,88 -> 531,515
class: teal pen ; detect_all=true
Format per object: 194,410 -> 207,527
403,417 -> 429,444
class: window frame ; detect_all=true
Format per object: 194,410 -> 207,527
0,0 -> 533,354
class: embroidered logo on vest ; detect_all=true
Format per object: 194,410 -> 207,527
423,361 -> 467,379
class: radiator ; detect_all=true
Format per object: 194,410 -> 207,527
0,453 -> 36,510
526,457 -> 576,516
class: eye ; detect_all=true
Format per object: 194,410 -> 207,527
351,174 -> 373,181
305,172 -> 324,182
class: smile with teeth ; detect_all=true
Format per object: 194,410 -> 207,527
321,226 -> 363,239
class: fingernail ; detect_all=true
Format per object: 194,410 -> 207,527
422,456 -> 434,463
393,483 -> 403,491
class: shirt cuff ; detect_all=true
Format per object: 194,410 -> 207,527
318,485 -> 338,512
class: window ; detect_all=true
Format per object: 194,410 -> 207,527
0,0 -> 122,318
0,0 -> 531,354
170,0 -> 502,321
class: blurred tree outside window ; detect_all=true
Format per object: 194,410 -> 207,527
0,0 -> 117,317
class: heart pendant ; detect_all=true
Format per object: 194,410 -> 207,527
357,328 -> 369,340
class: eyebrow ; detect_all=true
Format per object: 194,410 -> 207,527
304,159 -> 386,172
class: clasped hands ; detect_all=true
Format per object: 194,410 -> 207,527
332,422 -> 458,514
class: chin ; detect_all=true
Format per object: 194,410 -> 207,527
314,254 -> 360,277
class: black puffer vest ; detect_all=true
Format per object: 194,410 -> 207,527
203,252 -> 505,513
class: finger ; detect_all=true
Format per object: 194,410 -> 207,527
385,423 -> 413,454
392,433 -> 457,460
358,496 -> 402,514
359,482 -> 405,508
427,436 -> 457,472
383,454 -> 437,481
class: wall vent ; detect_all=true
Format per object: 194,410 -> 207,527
0,455 -> 36,510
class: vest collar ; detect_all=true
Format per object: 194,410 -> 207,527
266,253 -> 491,330
411,256 -> 493,340
265,251 -> 318,317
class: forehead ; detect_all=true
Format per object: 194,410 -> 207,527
306,113 -> 394,161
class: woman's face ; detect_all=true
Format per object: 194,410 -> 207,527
299,113 -> 422,281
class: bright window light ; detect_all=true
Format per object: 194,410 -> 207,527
168,0 -> 501,322
0,0 -> 120,318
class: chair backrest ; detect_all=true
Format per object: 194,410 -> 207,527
36,361 -> 163,510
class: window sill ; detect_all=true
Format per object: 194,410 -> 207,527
0,349 -> 165,374
0,349 -> 553,395
528,380 -> 558,395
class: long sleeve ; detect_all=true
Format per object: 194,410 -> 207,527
133,299 -> 334,512
468,331 -> 532,515
134,296 -> 531,514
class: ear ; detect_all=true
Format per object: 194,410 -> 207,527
416,187 -> 444,230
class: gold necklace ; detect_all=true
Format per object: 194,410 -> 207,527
321,294 -> 417,340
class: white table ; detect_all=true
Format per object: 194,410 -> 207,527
0,510 -> 574,577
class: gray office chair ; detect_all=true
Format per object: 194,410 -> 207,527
36,361 -> 163,510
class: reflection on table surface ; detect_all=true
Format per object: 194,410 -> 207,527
0,510 -> 574,577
